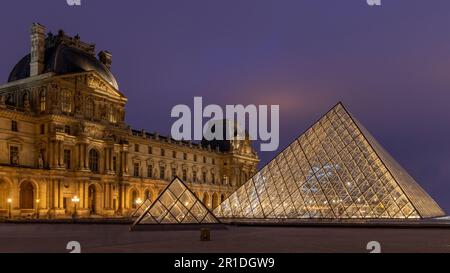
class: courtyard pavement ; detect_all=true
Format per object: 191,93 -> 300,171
0,223 -> 449,253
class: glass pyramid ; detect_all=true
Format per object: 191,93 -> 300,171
132,177 -> 220,226
214,103 -> 445,220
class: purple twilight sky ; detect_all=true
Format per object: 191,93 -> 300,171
0,0 -> 449,213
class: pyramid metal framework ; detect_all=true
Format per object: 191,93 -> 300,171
132,177 -> 220,226
214,103 -> 445,219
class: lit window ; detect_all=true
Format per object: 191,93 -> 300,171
62,90 -> 72,113
40,90 -> 46,112
109,107 -> 117,123
222,176 -> 228,185
134,163 -> 140,177
89,149 -> 99,173
172,168 -> 176,179
160,166 -> 165,180
113,156 -> 117,173
64,150 -> 71,169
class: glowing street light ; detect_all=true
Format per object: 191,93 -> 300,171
72,196 -> 80,219
7,198 -> 12,219
36,199 -> 40,219
135,198 -> 143,205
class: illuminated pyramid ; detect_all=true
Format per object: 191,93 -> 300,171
214,103 -> 445,219
132,177 -> 220,227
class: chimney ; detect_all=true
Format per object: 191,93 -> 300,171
30,23 -> 46,77
98,50 -> 112,69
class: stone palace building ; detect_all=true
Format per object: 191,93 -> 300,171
0,23 -> 259,219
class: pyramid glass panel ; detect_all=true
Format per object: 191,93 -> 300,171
132,178 -> 220,226
214,103 -> 445,220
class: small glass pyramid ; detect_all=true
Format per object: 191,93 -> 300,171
132,177 -> 220,226
214,103 -> 445,219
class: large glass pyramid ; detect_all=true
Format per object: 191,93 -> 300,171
214,103 -> 445,219
132,177 -> 220,227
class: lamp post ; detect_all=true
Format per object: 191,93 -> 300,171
36,199 -> 40,219
7,198 -> 12,219
72,196 -> 80,219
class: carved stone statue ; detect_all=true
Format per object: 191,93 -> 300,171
11,153 -> 19,165
0,95 -> 5,109
23,92 -> 31,111
38,152 -> 44,169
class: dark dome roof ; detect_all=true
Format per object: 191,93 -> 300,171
8,44 -> 118,89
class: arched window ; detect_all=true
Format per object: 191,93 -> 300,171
0,179 -> 11,210
20,181 -> 34,209
212,193 -> 219,209
202,193 -> 210,209
40,89 -> 46,112
89,149 -> 99,173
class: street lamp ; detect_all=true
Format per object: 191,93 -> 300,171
135,198 -> 142,208
36,199 -> 40,219
7,198 -> 12,219
72,196 -> 80,219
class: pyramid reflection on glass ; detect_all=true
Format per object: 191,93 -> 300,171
132,177 -> 220,226
214,103 -> 445,219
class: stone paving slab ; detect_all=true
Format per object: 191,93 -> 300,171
0,223 -> 449,253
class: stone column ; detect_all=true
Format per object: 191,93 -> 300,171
77,144 -> 82,170
121,151 -> 128,175
105,149 -> 110,172
48,141 -> 53,168
58,180 -> 64,209
84,144 -> 89,169
54,180 -> 60,209
84,181 -> 89,209
118,184 -> 124,212
108,183 -> 112,209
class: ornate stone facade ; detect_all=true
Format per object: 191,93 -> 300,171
0,24 -> 259,219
